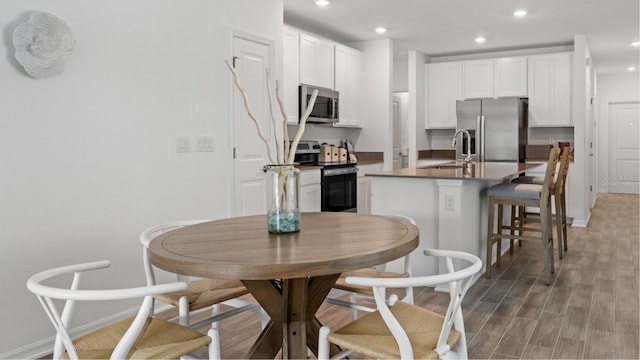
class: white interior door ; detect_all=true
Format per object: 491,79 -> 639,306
608,102 -> 640,194
232,36 -> 273,216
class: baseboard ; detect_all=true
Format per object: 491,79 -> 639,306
571,214 -> 590,228
1,304 -> 173,359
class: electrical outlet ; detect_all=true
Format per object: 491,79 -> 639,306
444,194 -> 455,211
176,136 -> 191,153
196,136 -> 214,152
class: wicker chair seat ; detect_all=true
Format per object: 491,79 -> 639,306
328,301 -> 461,359
153,278 -> 249,312
61,316 -> 211,359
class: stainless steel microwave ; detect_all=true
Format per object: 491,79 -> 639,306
299,84 -> 339,123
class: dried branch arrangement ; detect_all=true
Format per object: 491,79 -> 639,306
225,59 -> 318,165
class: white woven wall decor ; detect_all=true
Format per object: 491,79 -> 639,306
12,11 -> 75,79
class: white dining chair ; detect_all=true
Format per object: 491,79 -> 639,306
324,214 -> 416,319
319,249 -> 482,360
140,220 -> 267,357
27,260 -> 216,359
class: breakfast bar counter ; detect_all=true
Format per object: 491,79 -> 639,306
366,161 -> 540,181
366,161 -> 543,284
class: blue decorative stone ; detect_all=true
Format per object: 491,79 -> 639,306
268,209 -> 300,234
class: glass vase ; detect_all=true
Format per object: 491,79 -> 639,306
265,164 -> 300,234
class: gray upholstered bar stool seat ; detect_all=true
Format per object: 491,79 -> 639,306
485,148 -> 560,285
511,147 -> 572,259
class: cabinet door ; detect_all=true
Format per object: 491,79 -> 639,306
553,53 -> 572,126
334,45 -> 361,126
299,184 -> 321,212
357,176 -> 371,214
299,169 -> 321,212
299,33 -> 334,89
426,62 -> 462,129
494,57 -> 527,97
528,52 -> 572,127
426,63 -> 446,128
283,26 -> 300,124
464,59 -> 494,99
315,39 -> 334,89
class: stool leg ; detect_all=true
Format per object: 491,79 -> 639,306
486,196 -> 495,279
561,191 -> 568,253
540,202 -> 553,285
554,193 -> 564,259
509,205 -> 516,254
518,206 -> 524,247
497,204 -> 503,267
546,203 -> 555,275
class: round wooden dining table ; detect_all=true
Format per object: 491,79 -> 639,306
148,212 -> 419,359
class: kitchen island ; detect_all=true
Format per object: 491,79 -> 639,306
366,161 -> 542,284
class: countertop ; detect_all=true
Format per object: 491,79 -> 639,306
365,161 -> 543,182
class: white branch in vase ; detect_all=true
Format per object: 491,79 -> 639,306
287,89 -> 317,165
265,69 -> 282,164
225,59 -> 276,164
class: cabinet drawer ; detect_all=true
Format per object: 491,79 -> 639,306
299,169 -> 320,186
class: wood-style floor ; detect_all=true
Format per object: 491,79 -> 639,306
42,193 -> 635,359
180,193 -> 638,359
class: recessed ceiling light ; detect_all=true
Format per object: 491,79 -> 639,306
628,66 -> 637,72
631,41 -> 640,47
315,0 -> 330,6
475,37 -> 486,44
513,9 -> 527,17
375,27 -> 387,34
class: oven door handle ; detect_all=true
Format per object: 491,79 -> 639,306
323,167 -> 358,176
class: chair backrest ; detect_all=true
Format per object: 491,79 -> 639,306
140,220 -> 209,285
344,249 -> 482,359
556,146 -> 573,194
372,214 -> 416,274
541,148 -> 561,206
26,260 -> 188,360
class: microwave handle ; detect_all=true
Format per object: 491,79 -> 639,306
331,98 -> 337,119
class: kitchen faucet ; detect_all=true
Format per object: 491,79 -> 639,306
452,129 -> 473,167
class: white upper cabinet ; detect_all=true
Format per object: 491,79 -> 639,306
425,62 -> 463,129
528,52 -> 572,127
493,57 -> 528,97
463,59 -> 494,99
334,44 -> 361,127
283,26 -> 300,124
299,33 -> 334,89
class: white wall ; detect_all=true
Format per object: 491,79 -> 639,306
393,54 -> 409,92
0,1 -> 282,357
567,35 -> 591,227
408,50 -> 429,167
596,73 -> 640,192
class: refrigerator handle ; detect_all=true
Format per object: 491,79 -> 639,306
476,115 -> 481,161
480,115 -> 486,161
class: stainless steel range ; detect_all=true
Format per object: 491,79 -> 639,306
293,140 -> 358,212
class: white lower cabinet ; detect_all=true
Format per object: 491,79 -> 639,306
299,169 -> 321,212
357,163 -> 383,214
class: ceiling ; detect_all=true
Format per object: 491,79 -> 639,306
284,0 -> 640,75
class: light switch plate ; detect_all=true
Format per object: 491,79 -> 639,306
176,136 -> 191,153
196,136 -> 214,152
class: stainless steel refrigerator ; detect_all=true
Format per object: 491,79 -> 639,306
455,98 -> 528,162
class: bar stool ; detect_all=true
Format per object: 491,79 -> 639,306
512,146 -> 573,259
485,148 -> 560,285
